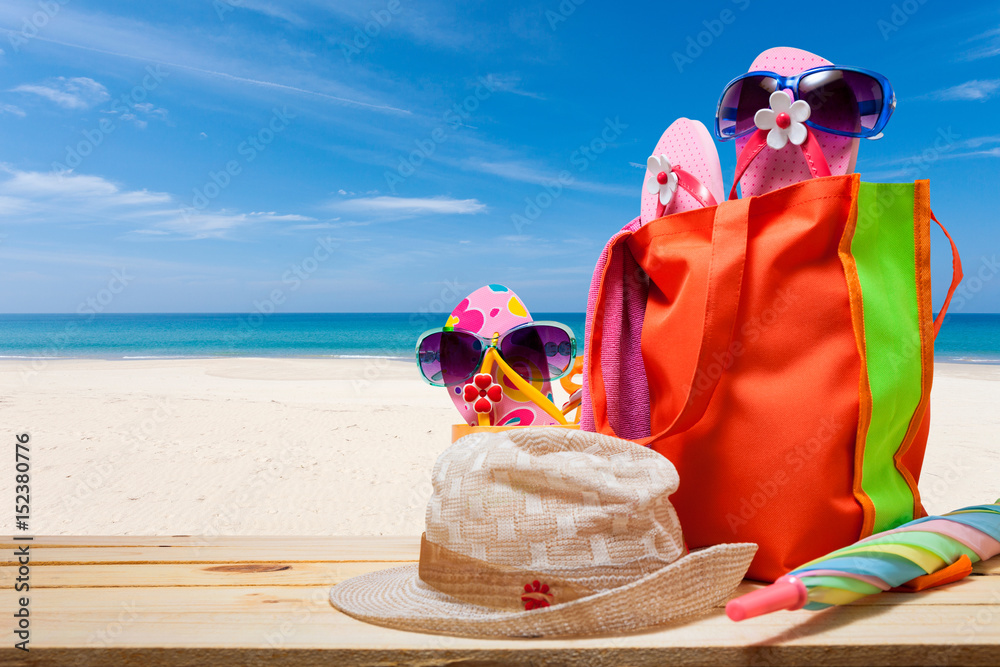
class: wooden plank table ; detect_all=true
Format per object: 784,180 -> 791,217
2,536 -> 999,666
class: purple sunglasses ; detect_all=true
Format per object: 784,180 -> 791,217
716,66 -> 895,141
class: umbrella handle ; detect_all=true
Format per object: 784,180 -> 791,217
726,576 -> 809,621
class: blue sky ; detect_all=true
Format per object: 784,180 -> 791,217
0,0 -> 998,313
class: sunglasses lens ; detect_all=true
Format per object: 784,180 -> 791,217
417,331 -> 483,386
719,75 -> 775,138
800,70 -> 884,135
500,325 -> 574,382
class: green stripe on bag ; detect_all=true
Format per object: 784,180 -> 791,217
852,182 -> 924,533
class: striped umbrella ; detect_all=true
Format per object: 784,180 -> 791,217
727,500 -> 1000,621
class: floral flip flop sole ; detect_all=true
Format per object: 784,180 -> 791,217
640,118 -> 724,225
735,47 -> 860,197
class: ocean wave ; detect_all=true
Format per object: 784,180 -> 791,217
120,355 -> 217,360
0,355 -> 65,359
329,354 -> 412,361
937,356 -> 1000,365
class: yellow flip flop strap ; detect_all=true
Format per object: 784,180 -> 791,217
477,348 -> 568,426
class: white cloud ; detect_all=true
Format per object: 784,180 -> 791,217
482,73 -> 545,100
959,27 -> 1000,61
861,135 -> 1000,180
962,135 -> 1000,149
467,159 -> 635,196
120,113 -> 147,129
281,215 -> 345,231
0,167 -> 314,240
286,222 -> 345,230
0,194 -> 30,214
324,220 -> 372,229
236,0 -> 308,27
132,102 -> 168,120
927,79 -> 1000,101
335,188 -> 379,196
281,0 -> 474,51
968,147 -> 1000,157
129,209 -> 319,240
138,210 -> 314,239
0,103 -> 25,117
251,212 -> 314,221
0,168 -> 170,206
102,100 -> 168,129
11,76 -> 109,109
333,196 -> 487,216
471,160 -> 555,184
0,2 -> 411,115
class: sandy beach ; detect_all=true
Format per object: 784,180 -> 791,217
0,358 -> 997,536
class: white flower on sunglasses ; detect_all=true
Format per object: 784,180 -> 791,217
644,154 -> 678,206
754,91 -> 811,150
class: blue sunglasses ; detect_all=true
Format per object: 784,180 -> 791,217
715,66 -> 895,141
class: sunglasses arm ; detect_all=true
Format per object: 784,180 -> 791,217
481,348 -> 569,426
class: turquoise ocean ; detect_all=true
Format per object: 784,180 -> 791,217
0,313 -> 996,363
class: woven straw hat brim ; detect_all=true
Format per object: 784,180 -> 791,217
329,542 -> 756,638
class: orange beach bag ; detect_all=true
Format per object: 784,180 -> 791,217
581,174 -> 962,581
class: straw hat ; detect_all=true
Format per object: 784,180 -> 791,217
329,428 -> 756,637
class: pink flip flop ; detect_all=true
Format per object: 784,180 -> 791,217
581,118 -> 723,434
640,118 -> 724,225
733,47 -> 860,198
444,284 -> 563,428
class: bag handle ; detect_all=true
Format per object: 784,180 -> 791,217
930,209 -> 963,338
637,196 -> 751,442
589,198 -> 751,440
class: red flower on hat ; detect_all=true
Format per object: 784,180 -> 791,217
463,373 -> 503,414
521,580 -> 553,611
